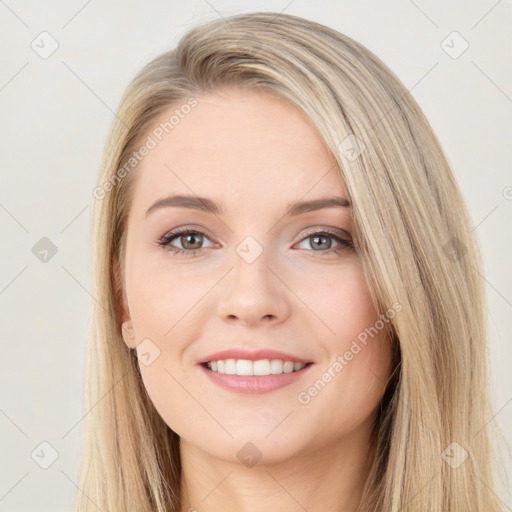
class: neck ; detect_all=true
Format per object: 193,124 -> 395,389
179,420 -> 375,512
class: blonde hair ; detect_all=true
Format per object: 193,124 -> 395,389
74,11 -> 504,511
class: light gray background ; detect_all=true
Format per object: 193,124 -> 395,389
0,1 -> 511,510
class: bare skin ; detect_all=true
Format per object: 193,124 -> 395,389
119,87 -> 394,511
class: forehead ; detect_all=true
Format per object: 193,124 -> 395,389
130,87 -> 347,212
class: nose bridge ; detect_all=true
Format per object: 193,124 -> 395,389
217,234 -> 289,325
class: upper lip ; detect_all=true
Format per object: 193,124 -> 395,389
197,349 -> 313,365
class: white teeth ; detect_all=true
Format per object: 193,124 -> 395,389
283,361 -> 294,373
253,359 -> 270,376
224,359 -> 237,375
270,359 -> 283,374
236,359 -> 253,375
205,358 -> 307,376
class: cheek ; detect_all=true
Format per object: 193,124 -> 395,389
295,256 -> 379,347
126,249 -> 206,348
124,251 -> 218,434
294,260 -> 394,430
297,335 -> 393,452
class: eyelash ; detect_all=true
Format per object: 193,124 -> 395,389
157,226 -> 354,258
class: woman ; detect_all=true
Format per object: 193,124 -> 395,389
75,11 -> 504,511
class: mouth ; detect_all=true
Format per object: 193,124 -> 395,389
202,358 -> 312,376
198,350 -> 314,394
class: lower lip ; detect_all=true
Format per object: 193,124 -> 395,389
199,363 -> 313,394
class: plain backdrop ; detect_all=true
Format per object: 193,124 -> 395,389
0,1 -> 511,510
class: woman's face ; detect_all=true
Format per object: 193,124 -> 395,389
120,87 -> 394,464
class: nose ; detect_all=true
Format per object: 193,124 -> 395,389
217,251 -> 291,327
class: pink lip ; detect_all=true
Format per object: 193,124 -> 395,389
199,363 -> 314,394
197,349 -> 312,365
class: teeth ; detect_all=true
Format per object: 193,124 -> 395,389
270,359 -> 283,374
206,359 -> 306,376
224,359 -> 236,375
254,359 -> 270,376
236,359 -> 253,375
283,361 -> 294,373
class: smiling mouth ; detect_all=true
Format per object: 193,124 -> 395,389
202,358 -> 312,376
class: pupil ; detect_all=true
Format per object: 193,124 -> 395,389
312,235 -> 330,250
184,233 -> 201,249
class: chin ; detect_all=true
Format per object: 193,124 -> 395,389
192,426 -> 315,467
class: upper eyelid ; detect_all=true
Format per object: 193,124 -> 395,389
299,226 -> 352,240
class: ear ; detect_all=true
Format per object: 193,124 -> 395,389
113,252 -> 130,322
113,253 -> 137,350
121,321 -> 137,350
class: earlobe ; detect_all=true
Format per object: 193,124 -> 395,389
121,320 -> 137,349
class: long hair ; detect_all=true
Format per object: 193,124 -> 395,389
74,11 -> 504,511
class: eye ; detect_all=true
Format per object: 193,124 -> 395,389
157,227 -> 214,257
295,228 -> 354,255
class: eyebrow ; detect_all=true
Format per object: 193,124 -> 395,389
145,194 -> 350,217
